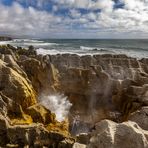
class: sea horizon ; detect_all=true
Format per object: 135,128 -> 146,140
0,38 -> 148,59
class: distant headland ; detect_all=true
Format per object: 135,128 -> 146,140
0,36 -> 12,41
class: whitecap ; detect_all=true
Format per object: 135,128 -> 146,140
23,42 -> 58,47
0,41 -> 13,45
36,48 -> 61,55
80,46 -> 95,51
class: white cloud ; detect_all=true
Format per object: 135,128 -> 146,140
52,0 -> 114,11
0,2 -> 63,37
70,9 -> 81,18
91,0 -> 114,12
0,0 -> 148,38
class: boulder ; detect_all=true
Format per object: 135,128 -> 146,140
72,142 -> 86,148
128,107 -> 148,130
88,120 -> 148,148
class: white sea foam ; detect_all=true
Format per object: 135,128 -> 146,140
40,94 -> 72,122
0,41 -> 12,45
37,48 -> 61,55
80,46 -> 113,53
36,48 -> 79,55
23,42 -> 58,46
13,39 -> 44,43
36,47 -> 115,56
80,46 -> 96,51
12,39 -> 58,47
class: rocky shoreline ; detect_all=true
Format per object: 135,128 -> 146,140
0,44 -> 148,147
0,36 -> 12,41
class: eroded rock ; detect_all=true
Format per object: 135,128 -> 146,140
88,120 -> 148,148
0,45 -> 148,147
128,107 -> 148,130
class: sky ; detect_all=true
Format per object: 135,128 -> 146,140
0,0 -> 148,39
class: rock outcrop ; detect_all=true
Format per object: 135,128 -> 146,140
0,44 -> 148,147
41,54 -> 148,128
0,45 -> 74,147
128,107 -> 148,130
88,120 -> 148,148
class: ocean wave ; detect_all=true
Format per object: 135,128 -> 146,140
11,39 -> 59,47
80,46 -> 113,53
80,46 -> 96,51
0,41 -> 12,45
80,46 -> 101,51
36,48 -> 83,55
37,48 -> 62,55
13,39 -> 44,43
23,42 -> 58,46
36,48 -> 115,56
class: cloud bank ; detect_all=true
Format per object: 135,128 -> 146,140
0,0 -> 148,38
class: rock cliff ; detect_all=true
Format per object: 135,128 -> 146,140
0,45 -> 74,147
0,44 -> 148,147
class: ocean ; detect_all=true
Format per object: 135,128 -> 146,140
0,39 -> 148,58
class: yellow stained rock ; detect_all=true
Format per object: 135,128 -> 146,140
0,59 -> 37,109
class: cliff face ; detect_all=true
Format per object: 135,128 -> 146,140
37,54 -> 148,123
0,45 -> 148,147
0,45 -> 74,147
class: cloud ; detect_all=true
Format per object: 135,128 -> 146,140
52,0 -> 114,11
0,0 -> 148,38
0,2 -> 63,37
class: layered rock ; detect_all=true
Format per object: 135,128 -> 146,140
13,48 -> 148,131
0,114 -> 74,147
128,107 -> 148,130
0,44 -> 148,147
42,54 -> 148,127
0,45 -> 73,147
88,120 -> 148,148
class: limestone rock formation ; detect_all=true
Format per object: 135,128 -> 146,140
42,54 -> 148,127
88,120 -> 148,148
128,107 -> 148,130
0,45 -> 73,147
19,56 -> 60,94
0,58 -> 36,109
26,104 -> 56,124
72,142 -> 86,148
0,114 -> 74,147
0,45 -> 148,147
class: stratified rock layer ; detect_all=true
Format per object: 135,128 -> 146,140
41,54 -> 148,126
0,45 -> 148,147
88,120 -> 148,148
0,45 -> 73,147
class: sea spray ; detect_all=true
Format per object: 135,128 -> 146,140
40,94 -> 72,122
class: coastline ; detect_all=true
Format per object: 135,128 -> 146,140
1,38 -> 148,59
0,44 -> 148,147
